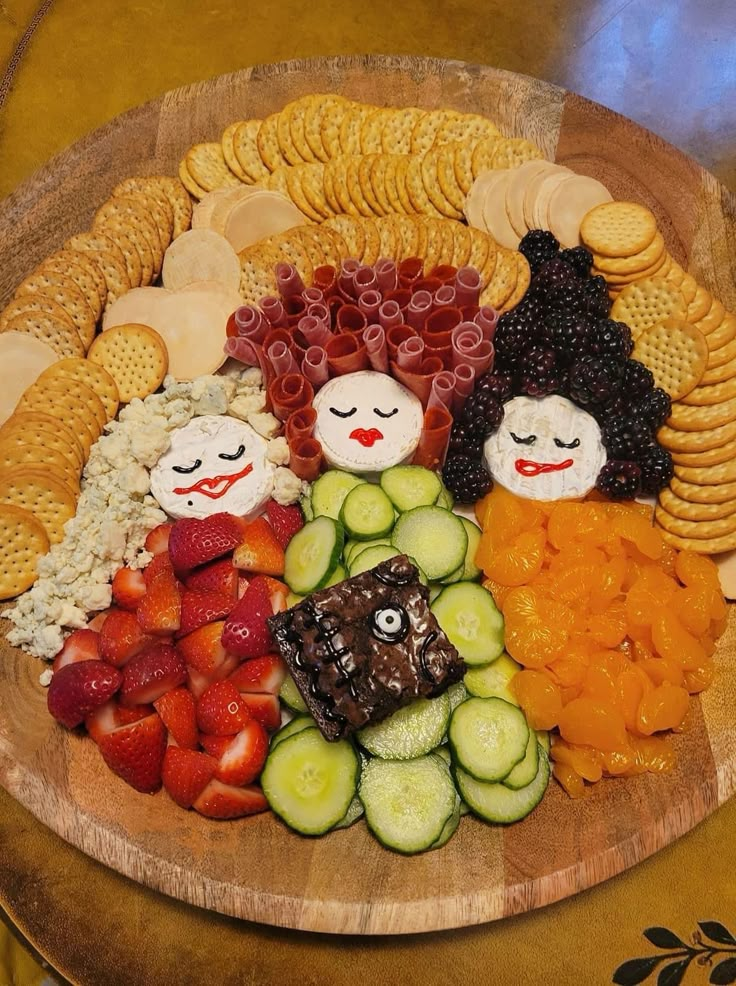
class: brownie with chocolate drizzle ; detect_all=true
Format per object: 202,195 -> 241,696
267,554 -> 464,741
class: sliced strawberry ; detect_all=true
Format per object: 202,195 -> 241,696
120,643 -> 187,706
237,576 -> 249,599
239,692 -> 281,732
196,681 -> 250,736
184,558 -> 238,599
168,513 -> 247,575
52,629 -> 100,672
137,558 -> 181,636
86,699 -> 153,743
232,516 -> 285,576
88,609 -> 112,632
144,522 -> 174,556
177,589 -> 235,638
199,734 -> 232,758
212,720 -> 268,786
161,746 -> 216,808
154,686 -> 198,749
193,780 -> 268,818
220,576 -> 274,659
228,653 -> 287,695
177,622 -> 227,674
99,609 -> 153,667
96,712 -> 167,793
186,654 -> 240,700
261,576 -> 289,614
265,499 -> 304,548
111,567 -> 146,610
47,661 -> 122,729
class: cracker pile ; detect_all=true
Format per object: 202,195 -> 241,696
580,201 -> 736,553
178,96 -> 544,222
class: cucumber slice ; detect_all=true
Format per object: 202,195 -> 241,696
357,693 -> 450,760
359,755 -> 456,854
286,591 -> 305,608
339,483 -> 396,540
332,795 -> 365,830
391,505 -> 467,581
430,795 -> 462,849
261,727 -> 360,835
459,801 -> 471,816
435,484 -> 454,510
447,681 -> 468,714
270,715 -> 315,750
348,544 -> 400,577
279,674 -> 309,714
283,516 -> 344,594
432,746 -> 452,768
345,537 -> 391,566
448,697 -> 529,782
459,518 -> 483,581
464,652 -> 521,703
380,465 -> 442,512
502,728 -> 539,789
441,564 -> 465,585
431,582 -> 504,666
429,585 -> 443,603
311,470 -> 364,520
454,746 -> 550,824
324,563 -> 347,587
537,730 -> 550,754
300,494 -> 314,522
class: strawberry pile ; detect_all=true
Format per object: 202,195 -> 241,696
46,501 -> 304,820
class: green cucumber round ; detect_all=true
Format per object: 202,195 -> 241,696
431,582 -> 504,666
391,505 -> 467,581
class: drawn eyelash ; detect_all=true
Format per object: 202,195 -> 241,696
329,406 -> 357,418
219,445 -> 246,460
554,437 -> 581,449
172,459 -> 202,474
509,432 -> 536,445
374,407 -> 399,418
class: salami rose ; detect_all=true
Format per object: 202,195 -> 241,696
303,287 -> 324,306
288,436 -> 323,481
378,299 -> 403,329
453,362 -> 476,414
425,306 -> 462,336
412,277 -> 442,295
284,294 -> 307,326
364,324 -> 389,373
325,332 -> 369,376
451,321 -> 494,375
328,294 -> 345,327
396,335 -> 425,371
301,346 -> 330,387
406,290 -> 433,330
286,406 -> 317,444
276,262 -> 305,299
375,258 -> 398,293
232,305 -> 269,341
268,373 -> 315,422
354,265 -> 378,297
427,370 -> 456,412
338,259 -> 360,300
336,304 -> 367,334
383,287 -> 412,313
455,266 -> 482,307
267,339 -> 299,377
298,313 -> 332,347
474,305 -> 499,340
386,324 -> 418,362
412,406 -> 453,470
357,289 -> 382,323
398,257 -> 424,288
460,304 -> 481,322
313,265 -> 337,295
390,356 -> 444,406
434,284 -> 456,307
260,296 -> 289,328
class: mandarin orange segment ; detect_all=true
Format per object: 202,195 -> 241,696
636,683 -> 690,735
651,607 -> 709,671
625,568 -> 679,627
550,741 -> 603,782
675,550 -> 721,592
677,585 -> 715,636
511,669 -> 563,729
503,587 -> 571,667
636,657 -> 684,688
600,746 -> 636,776
610,510 -> 663,560
585,602 -> 628,648
684,658 -> 716,693
547,501 -> 608,549
616,665 -> 652,734
581,665 -> 618,706
552,761 -> 587,799
558,697 -> 628,751
483,528 -> 546,586
628,735 -> 676,774
588,557 -> 628,613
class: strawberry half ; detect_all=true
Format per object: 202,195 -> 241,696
47,661 -> 122,729
211,720 -> 268,786
177,621 -> 227,674
239,692 -> 281,732
120,643 -> 187,706
265,500 -> 304,548
193,780 -> 268,819
184,558 -> 238,599
161,746 -> 217,808
96,712 -> 167,793
86,699 -> 154,743
87,610 -> 112,632
220,576 -> 274,659
232,516 -> 285,576
99,609 -> 153,667
52,628 -> 100,672
154,686 -> 199,749
144,522 -> 174,556
137,556 -> 181,636
196,681 -> 250,736
228,653 -> 287,695
168,513 -> 247,575
177,589 -> 235,638
111,567 -> 146,611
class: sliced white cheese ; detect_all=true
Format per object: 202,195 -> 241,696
0,331 -> 59,426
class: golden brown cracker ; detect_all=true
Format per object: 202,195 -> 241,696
87,323 -> 168,403
3,311 -> 84,360
0,468 -> 77,545
632,318 -> 708,400
37,358 -> 119,422
610,277 -> 688,341
580,201 -> 658,257
658,487 -> 736,522
0,504 -> 49,599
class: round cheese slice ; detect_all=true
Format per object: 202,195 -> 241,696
481,170 -> 519,250
547,174 -> 613,248
464,170 -> 506,232
483,395 -> 607,501
523,164 -> 572,231
102,286 -> 171,331
150,415 -> 275,520
162,228 -> 240,292
224,191 -> 307,253
0,331 -> 59,427
313,371 -> 424,473
506,160 -> 562,238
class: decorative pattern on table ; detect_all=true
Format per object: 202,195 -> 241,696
614,922 -> 736,985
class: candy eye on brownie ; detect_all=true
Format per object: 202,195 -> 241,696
329,406 -> 357,418
218,444 -> 246,461
370,604 -> 411,644
172,459 -> 202,474
373,406 -> 399,418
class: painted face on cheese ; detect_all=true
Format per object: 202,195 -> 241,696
483,395 -> 606,501
313,371 -> 424,473
150,415 -> 275,520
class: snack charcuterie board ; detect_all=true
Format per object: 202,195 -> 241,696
0,55 -> 734,935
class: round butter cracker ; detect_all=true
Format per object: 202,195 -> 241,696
0,504 -> 49,600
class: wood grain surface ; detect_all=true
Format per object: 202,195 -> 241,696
0,55 -> 734,935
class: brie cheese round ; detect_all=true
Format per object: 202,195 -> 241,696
150,415 -> 275,519
483,395 -> 606,501
313,371 -> 424,473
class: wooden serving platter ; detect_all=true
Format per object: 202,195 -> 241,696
0,55 -> 735,936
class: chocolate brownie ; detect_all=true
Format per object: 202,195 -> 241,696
268,554 -> 464,740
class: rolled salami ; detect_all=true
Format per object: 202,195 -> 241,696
336,304 -> 367,334
427,370 -> 456,412
224,337 -> 275,391
338,259 -> 360,300
364,324 -> 389,372
354,265 -> 378,297
390,356 -> 444,406
398,256 -> 424,287
425,306 -> 462,336
395,335 -> 425,371
268,373 -> 315,422
383,287 -> 412,313
259,296 -> 289,328
313,265 -> 337,295
422,330 -> 453,369
276,262 -> 305,299
460,304 -> 480,322
412,406 -> 453,470
286,406 -> 318,444
428,264 -> 458,285
455,266 -> 482,307
301,346 -> 330,387
412,277 -> 442,295
434,284 -> 456,307
474,305 -> 499,340
233,304 -> 269,341
325,332 -> 369,375
375,258 -> 398,293
386,323 -> 418,362
284,294 -> 307,326
406,289 -> 433,329
453,362 -> 475,415
378,299 -> 403,330
357,289 -> 382,323
450,321 -> 494,375
288,436 -> 323,481
298,312 -> 332,347
328,294 -> 345,327
303,287 -> 324,306
267,339 -> 299,377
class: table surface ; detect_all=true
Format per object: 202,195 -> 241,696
1,1 -> 736,983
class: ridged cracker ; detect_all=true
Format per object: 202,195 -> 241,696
3,311 -> 85,360
610,277 -> 688,341
655,503 -> 736,540
0,468 -> 77,545
88,323 -> 168,403
632,317 -> 707,400
0,504 -> 49,599
38,358 -> 119,422
659,487 -> 736,521
671,474 -> 736,504
580,200 -> 658,257
0,411 -> 85,469
13,270 -> 97,347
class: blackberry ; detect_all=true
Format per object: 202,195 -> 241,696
541,310 -> 594,363
476,371 -> 514,403
518,346 -> 561,397
589,319 -> 633,359
530,257 -> 580,304
560,246 -> 593,279
595,460 -> 642,500
638,445 -> 674,494
494,309 -> 542,373
632,387 -> 672,429
583,275 -> 612,319
518,229 -> 559,275
458,392 -> 504,437
601,416 -> 653,459
567,356 -> 625,407
442,454 -> 492,503
622,359 -> 656,397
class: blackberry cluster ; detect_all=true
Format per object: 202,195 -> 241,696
442,229 -> 675,503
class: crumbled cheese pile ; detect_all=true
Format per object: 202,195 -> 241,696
6,367 -> 306,660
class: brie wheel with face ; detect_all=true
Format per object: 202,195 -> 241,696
483,395 -> 606,501
313,371 -> 424,473
150,415 -> 275,519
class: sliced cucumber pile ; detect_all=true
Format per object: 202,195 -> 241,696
356,693 -> 450,760
431,582 -> 505,665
